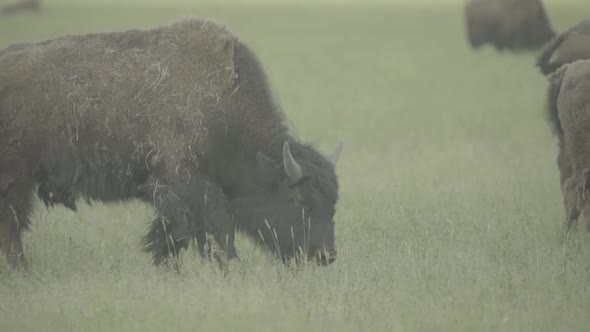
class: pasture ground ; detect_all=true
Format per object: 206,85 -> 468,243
0,0 -> 589,331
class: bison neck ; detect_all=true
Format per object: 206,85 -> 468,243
198,126 -> 295,198
197,36 -> 297,197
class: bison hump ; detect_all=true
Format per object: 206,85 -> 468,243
0,18 -> 238,172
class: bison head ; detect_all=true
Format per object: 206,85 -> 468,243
237,141 -> 342,266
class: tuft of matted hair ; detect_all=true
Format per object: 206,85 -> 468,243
0,18 -> 237,178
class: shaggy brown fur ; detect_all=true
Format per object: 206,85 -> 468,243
0,0 -> 40,15
545,60 -> 590,236
141,172 -> 236,267
0,18 -> 237,269
464,0 -> 555,51
537,19 -> 590,76
0,18 -> 341,270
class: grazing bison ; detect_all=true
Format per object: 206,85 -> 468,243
537,19 -> 590,76
0,0 -> 40,15
464,0 -> 555,51
0,18 -> 342,270
545,59 -> 590,236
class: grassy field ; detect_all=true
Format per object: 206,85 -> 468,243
1,0 -> 590,331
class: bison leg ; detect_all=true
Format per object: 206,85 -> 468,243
143,216 -> 190,266
562,177 -> 580,240
579,207 -> 590,233
206,207 -> 238,261
205,228 -> 237,276
191,199 -> 239,264
143,215 -> 236,269
205,212 -> 238,276
557,141 -> 577,236
557,139 -> 573,192
193,229 -> 208,259
141,171 -> 237,270
194,213 -> 237,271
207,225 -> 238,270
0,181 -> 33,270
0,220 -> 26,270
223,232 -> 238,260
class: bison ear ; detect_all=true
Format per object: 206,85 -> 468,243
327,142 -> 343,167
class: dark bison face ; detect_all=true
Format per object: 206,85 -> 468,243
238,141 -> 342,266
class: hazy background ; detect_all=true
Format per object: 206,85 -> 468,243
0,0 -> 589,331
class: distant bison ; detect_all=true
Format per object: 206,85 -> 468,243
537,19 -> 590,76
0,18 -> 342,270
545,59 -> 590,236
464,0 -> 555,51
0,0 -> 40,15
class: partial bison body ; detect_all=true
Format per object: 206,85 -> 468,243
0,0 -> 40,16
235,142 -> 342,265
537,20 -> 590,76
0,18 -> 341,270
464,0 -> 555,51
545,59 -> 590,236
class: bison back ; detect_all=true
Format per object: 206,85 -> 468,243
0,18 -> 238,173
554,60 -> 590,170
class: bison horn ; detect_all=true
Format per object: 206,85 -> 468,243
283,141 -> 303,182
328,142 -> 343,167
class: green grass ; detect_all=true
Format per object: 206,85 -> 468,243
1,1 -> 590,331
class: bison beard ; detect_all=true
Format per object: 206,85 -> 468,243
464,0 -> 555,51
141,173 -> 237,267
0,18 -> 341,270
